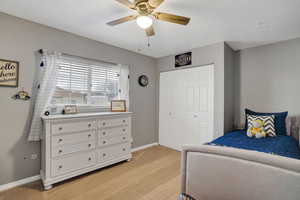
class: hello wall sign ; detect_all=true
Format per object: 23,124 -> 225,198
0,59 -> 19,87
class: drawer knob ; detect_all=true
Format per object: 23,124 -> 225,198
122,120 -> 126,123
102,122 -> 106,126
103,141 -> 106,144
58,150 -> 63,153
123,129 -> 126,132
123,137 -> 126,140
88,134 -> 91,137
103,153 -> 106,157
58,165 -> 63,169
59,127 -> 63,131
58,138 -> 63,142
88,157 -> 92,161
88,124 -> 91,127
123,148 -> 126,151
102,132 -> 106,135
88,144 -> 92,147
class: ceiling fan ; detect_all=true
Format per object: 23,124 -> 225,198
107,0 -> 191,37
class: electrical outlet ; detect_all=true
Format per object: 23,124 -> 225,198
31,154 -> 38,160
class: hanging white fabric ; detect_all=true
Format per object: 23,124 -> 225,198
27,51 -> 61,141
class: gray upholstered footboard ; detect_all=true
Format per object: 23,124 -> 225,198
181,145 -> 300,200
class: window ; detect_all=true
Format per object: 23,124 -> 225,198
51,56 -> 129,109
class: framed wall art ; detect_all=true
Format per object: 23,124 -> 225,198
0,59 -> 19,87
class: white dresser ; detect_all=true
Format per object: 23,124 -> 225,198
41,112 -> 132,190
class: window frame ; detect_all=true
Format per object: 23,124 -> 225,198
51,56 -> 125,111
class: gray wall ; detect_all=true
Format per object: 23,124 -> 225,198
157,42 -> 226,139
0,12 -> 157,185
224,43 -> 236,132
235,38 -> 300,133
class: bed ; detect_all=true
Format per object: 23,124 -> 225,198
181,118 -> 300,200
207,130 -> 300,160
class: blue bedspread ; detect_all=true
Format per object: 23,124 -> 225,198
207,130 -> 300,160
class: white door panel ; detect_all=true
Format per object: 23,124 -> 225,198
159,65 -> 214,151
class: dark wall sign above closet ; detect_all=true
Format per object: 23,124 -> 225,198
175,52 -> 192,68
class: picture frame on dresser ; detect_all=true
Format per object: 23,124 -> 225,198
111,100 -> 127,112
62,105 -> 78,114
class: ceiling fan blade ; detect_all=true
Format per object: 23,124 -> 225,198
148,0 -> 165,8
145,26 -> 155,36
153,12 -> 190,25
107,15 -> 138,26
115,0 -> 135,9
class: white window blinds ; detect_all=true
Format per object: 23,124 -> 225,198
56,61 -> 89,92
90,65 -> 119,94
51,55 -> 129,108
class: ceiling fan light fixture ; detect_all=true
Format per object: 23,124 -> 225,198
136,16 -> 153,29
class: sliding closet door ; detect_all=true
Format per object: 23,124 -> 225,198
159,65 -> 214,151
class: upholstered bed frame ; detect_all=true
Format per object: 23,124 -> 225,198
180,118 -> 300,200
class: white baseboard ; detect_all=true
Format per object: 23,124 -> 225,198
0,175 -> 41,192
131,143 -> 159,152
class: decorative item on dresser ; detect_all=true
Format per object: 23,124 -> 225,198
62,105 -> 78,114
111,100 -> 127,112
41,112 -> 132,190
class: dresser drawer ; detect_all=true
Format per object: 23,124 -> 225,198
98,135 -> 130,147
98,143 -> 131,162
52,141 -> 96,158
52,152 -> 96,177
52,120 -> 96,135
98,126 -> 129,138
52,131 -> 96,146
99,117 -> 129,128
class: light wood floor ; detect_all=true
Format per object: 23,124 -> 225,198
0,146 -> 181,200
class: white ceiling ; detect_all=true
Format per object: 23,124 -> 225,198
0,0 -> 300,58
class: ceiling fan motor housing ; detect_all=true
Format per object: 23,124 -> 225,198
135,0 -> 154,15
